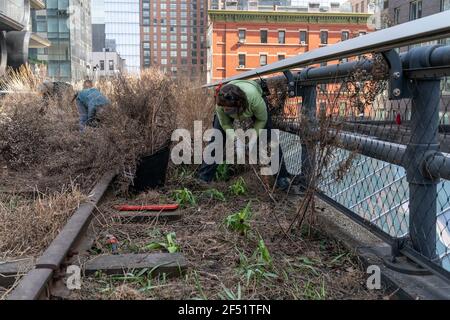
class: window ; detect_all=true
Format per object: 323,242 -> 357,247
238,54 -> 245,68
260,54 -> 267,66
320,31 -> 328,45
238,30 -> 246,42
360,1 -> 365,12
100,60 -> 104,70
394,7 -> 400,24
441,0 -> 450,11
341,31 -> 349,41
409,1 -> 422,21
299,31 -> 307,44
383,0 -> 389,10
355,3 -> 359,12
109,60 -> 114,71
260,30 -> 267,43
278,54 -> 285,61
278,31 -> 285,44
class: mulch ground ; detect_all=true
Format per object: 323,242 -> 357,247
69,169 -> 391,300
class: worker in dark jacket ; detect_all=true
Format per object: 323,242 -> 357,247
76,80 -> 110,131
197,80 -> 290,190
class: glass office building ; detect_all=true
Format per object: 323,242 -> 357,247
31,0 -> 92,82
103,0 -> 140,74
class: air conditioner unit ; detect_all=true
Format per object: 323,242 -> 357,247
238,39 -> 245,44
300,41 -> 306,45
238,65 -> 245,68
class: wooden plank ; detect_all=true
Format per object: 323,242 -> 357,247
83,253 -> 187,276
113,210 -> 182,222
0,258 -> 34,288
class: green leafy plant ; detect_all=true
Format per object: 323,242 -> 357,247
203,188 -> 226,201
215,163 -> 229,181
256,238 -> 272,266
225,201 -> 252,234
145,232 -> 180,253
229,177 -> 247,196
303,278 -> 326,300
218,283 -> 242,300
171,188 -> 196,207
237,240 -> 278,285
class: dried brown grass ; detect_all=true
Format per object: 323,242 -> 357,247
0,68 -> 213,194
0,187 -> 86,258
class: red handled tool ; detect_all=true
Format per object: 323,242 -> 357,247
115,204 -> 179,211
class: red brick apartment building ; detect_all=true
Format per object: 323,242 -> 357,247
207,10 -> 372,82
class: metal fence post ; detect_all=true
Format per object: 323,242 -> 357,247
300,83 -> 317,188
407,76 -> 441,261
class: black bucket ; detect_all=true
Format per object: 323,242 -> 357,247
130,143 -> 171,194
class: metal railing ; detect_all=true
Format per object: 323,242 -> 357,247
205,10 -> 450,281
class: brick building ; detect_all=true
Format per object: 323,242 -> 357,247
207,10 -> 371,82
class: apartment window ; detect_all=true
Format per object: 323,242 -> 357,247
441,0 -> 450,10
360,1 -> 365,12
355,3 -> 359,12
394,7 -> 400,24
409,1 -> 422,21
278,54 -> 285,61
260,30 -> 268,43
299,31 -> 307,44
278,31 -> 285,44
109,60 -> 114,71
320,31 -> 328,45
341,31 -> 349,41
238,54 -> 245,68
143,42 -> 150,49
238,30 -> 246,42
100,60 -> 105,70
383,0 -> 389,10
260,55 -> 267,66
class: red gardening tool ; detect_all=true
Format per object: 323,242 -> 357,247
115,204 -> 179,211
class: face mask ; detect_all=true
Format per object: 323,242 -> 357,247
223,107 -> 238,116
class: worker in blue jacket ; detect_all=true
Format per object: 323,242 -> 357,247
76,80 -> 110,131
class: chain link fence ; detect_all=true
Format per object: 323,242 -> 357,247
267,46 -> 450,276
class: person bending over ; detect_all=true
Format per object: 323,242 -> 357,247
197,80 -> 290,190
76,80 -> 110,131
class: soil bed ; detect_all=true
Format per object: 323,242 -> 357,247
69,169 -> 391,300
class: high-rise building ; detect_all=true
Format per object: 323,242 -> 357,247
30,0 -> 92,83
140,0 -> 208,79
0,0 -> 50,76
92,0 -> 140,74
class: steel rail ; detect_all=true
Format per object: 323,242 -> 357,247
7,171 -> 116,300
